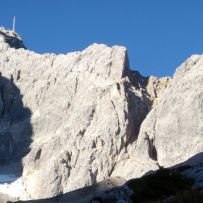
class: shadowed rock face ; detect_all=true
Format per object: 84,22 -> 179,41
0,73 -> 32,202
0,75 -> 19,164
0,131 -> 13,163
0,74 -> 32,164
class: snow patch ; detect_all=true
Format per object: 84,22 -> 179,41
0,174 -> 26,197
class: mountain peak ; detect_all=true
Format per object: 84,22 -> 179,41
0,27 -> 25,49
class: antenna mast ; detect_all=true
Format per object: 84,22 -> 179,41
12,16 -> 16,32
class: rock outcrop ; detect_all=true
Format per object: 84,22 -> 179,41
0,73 -> 31,164
0,29 -> 202,201
0,30 -> 158,199
135,54 -> 203,166
0,28 -> 25,49
112,54 -> 203,181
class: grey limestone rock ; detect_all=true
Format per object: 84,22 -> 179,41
11,177 -> 126,203
0,31 -> 153,199
135,54 -> 203,167
0,30 -> 202,201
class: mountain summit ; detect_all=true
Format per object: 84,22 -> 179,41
0,28 -> 25,49
0,31 -> 202,203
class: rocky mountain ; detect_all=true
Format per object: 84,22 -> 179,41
0,29 -> 202,202
112,54 -> 203,180
135,55 -> 203,167
0,28 -> 25,49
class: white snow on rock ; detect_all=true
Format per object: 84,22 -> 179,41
0,175 -> 26,197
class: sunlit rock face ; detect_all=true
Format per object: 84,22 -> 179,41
134,55 -> 203,167
112,54 -> 203,180
0,30 -> 202,202
0,31 -> 157,199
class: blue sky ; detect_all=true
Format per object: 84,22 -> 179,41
0,0 -> 203,77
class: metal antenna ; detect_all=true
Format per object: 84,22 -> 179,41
12,16 -> 16,32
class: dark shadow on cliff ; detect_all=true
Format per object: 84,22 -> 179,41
0,73 -> 32,178
125,69 -> 153,145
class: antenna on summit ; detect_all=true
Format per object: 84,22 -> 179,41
12,16 -> 16,32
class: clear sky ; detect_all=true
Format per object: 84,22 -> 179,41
0,0 -> 203,77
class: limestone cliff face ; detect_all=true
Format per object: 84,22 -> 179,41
112,55 -> 203,180
0,30 -> 202,201
0,30 -> 156,199
135,55 -> 203,167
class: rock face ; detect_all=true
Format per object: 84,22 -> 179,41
135,55 -> 203,167
21,44 -> 143,198
0,30 -> 156,199
112,54 -> 203,180
0,73 -> 32,164
0,29 -> 202,201
0,28 -> 25,49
